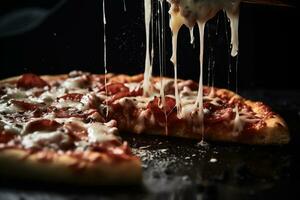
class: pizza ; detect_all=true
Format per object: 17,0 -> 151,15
0,71 -> 289,185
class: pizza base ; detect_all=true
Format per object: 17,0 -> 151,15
0,148 -> 141,186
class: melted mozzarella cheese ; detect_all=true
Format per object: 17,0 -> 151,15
194,20 -> 206,112
232,105 -> 260,136
117,96 -> 153,109
225,2 -> 240,57
22,129 -> 71,149
123,0 -> 127,12
143,0 -> 153,96
3,123 -> 22,134
124,82 -> 141,92
2,87 -> 27,100
102,0 -> 109,118
171,0 -> 240,57
168,2 -> 187,117
80,93 -> 98,110
0,114 -> 23,134
158,0 -> 167,113
154,78 -> 174,92
62,77 -> 86,89
86,121 -> 118,143
53,92 -> 96,111
189,27 -> 194,44
166,0 -> 241,142
0,102 -> 16,114
55,99 -> 84,109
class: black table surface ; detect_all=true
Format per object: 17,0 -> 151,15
0,90 -> 299,200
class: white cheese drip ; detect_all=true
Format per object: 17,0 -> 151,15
87,121 -> 118,143
189,26 -> 194,44
103,0 -> 109,118
168,2 -> 186,117
225,3 -> 240,57
194,21 -> 206,112
143,0 -> 153,96
194,20 -> 206,145
232,105 -> 260,136
158,0 -> 169,134
158,0 -> 166,109
123,0 -> 127,12
124,82 -> 141,92
167,0 -> 241,144
22,130 -> 71,149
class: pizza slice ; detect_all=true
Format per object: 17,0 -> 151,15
105,74 -> 289,145
0,72 -> 141,185
0,71 -> 289,185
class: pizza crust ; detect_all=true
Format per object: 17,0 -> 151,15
0,148 -> 141,185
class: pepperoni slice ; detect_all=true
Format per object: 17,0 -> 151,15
147,96 -> 176,114
17,73 -> 49,89
147,96 -> 177,123
24,119 -> 61,134
0,130 -> 16,143
205,108 -> 234,124
48,107 -> 80,118
107,89 -> 143,104
100,83 -> 129,95
11,100 -> 40,111
48,107 -> 97,119
58,93 -> 83,102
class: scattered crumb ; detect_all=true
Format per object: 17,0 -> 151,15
209,158 -> 217,163
160,149 -> 168,153
139,145 -> 151,149
197,140 -> 209,147
141,164 -> 148,168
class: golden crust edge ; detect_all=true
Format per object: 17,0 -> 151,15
0,148 -> 142,185
215,88 -> 290,144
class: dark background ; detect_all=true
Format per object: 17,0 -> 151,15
0,0 -> 298,91
0,1 -> 299,199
